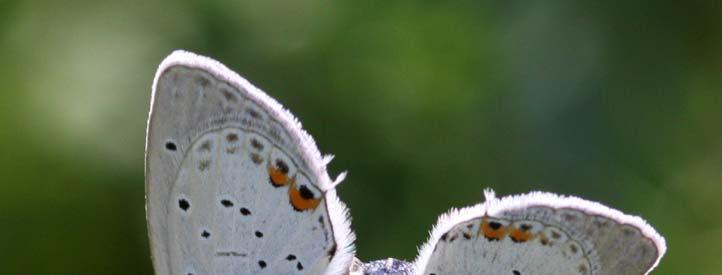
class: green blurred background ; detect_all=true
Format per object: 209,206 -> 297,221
1,1 -> 720,274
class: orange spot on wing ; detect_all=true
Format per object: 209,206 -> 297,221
509,228 -> 534,243
288,182 -> 321,211
480,218 -> 507,240
268,166 -> 290,186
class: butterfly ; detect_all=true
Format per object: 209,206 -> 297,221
145,50 -> 666,275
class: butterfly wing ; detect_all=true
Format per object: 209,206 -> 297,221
413,190 -> 666,275
145,50 -> 355,275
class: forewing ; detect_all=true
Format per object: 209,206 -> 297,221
145,51 -> 355,275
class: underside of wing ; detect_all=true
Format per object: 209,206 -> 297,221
413,190 -> 666,275
145,50 -> 355,275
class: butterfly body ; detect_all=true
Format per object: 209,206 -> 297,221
145,50 -> 665,275
350,258 -> 414,275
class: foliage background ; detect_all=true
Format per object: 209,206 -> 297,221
1,1 -> 720,274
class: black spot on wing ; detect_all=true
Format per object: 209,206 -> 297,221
247,108 -> 261,119
275,159 -> 289,174
327,244 -> 337,257
178,199 -> 190,211
250,138 -> 264,150
226,133 -> 239,142
220,199 -> 234,207
299,185 -> 314,199
165,141 -> 177,151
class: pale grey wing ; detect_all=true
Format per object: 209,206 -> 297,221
412,191 -> 666,275
145,50 -> 354,275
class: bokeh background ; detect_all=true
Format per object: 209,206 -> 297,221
1,1 -> 720,274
